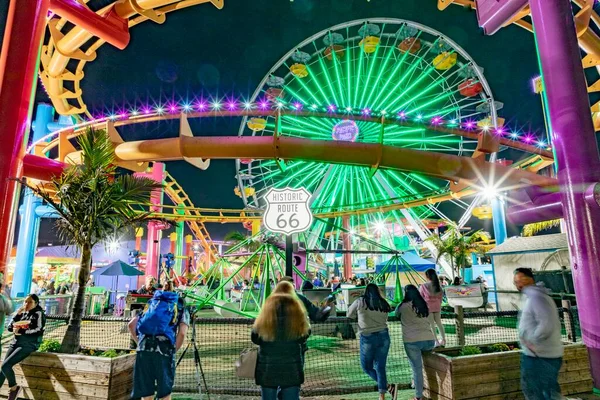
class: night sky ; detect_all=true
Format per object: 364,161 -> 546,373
1,0 -> 554,245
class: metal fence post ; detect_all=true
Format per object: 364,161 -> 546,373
455,305 -> 465,346
562,300 -> 576,343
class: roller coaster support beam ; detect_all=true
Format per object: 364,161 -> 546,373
530,0 -> 600,388
134,162 -> 166,279
13,104 -> 55,298
475,0 -> 529,35
342,216 -> 352,279
491,195 -> 507,245
0,0 -> 50,274
113,136 -> 558,191
507,192 -> 563,225
49,0 -> 130,49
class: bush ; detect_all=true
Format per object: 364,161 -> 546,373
488,343 -> 511,353
460,346 -> 482,356
38,339 -> 61,353
100,349 -> 120,358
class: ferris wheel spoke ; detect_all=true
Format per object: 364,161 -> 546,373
392,63 -> 468,113
364,34 -> 402,108
311,42 -> 345,106
358,25 -> 389,109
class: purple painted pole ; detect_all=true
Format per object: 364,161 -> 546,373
529,0 -> 600,387
506,192 -> 563,225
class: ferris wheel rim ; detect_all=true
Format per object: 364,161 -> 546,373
236,17 -> 499,208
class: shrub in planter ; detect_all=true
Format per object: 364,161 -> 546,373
487,343 -> 511,353
423,343 -> 592,400
459,346 -> 482,356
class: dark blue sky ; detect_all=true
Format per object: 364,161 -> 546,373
2,0 -> 554,243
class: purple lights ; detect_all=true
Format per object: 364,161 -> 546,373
464,121 -> 476,130
226,101 -> 237,111
258,100 -> 270,110
362,108 -> 371,116
196,101 -> 207,111
431,116 -> 442,125
398,111 -> 406,119
327,104 -> 337,112
293,102 -> 303,110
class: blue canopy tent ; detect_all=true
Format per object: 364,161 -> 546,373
375,251 -> 435,273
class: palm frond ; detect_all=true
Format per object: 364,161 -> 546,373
523,219 -> 561,237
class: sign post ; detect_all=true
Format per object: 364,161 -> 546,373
263,187 -> 313,277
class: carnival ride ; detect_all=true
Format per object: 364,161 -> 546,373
17,9 -> 567,312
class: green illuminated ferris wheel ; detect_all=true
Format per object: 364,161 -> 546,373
236,18 -> 499,249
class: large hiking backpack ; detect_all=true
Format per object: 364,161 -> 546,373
137,290 -> 180,345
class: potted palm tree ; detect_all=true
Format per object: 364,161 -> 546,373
426,224 -> 488,278
9,128 -> 162,399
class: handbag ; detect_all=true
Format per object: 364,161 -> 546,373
235,347 -> 258,379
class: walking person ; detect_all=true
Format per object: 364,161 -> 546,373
396,285 -> 436,400
513,268 -> 563,400
0,294 -> 46,400
419,268 -> 445,346
129,288 -> 189,400
347,283 -> 394,400
252,284 -> 310,400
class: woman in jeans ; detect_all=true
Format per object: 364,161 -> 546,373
1,294 -> 46,400
251,282 -> 310,400
347,283 -> 393,400
419,268 -> 445,346
396,285 -> 435,400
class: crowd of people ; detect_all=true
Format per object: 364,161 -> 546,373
250,267 -> 565,400
0,265 -> 568,400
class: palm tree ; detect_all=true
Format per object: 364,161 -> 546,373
427,224 -> 488,278
523,219 -> 561,237
20,128 -> 161,353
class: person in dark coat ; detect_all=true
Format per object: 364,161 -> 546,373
1,294 -> 46,400
251,282 -> 310,400
279,276 -> 333,323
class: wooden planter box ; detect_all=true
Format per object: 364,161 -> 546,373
0,351 -> 135,400
423,343 -> 592,400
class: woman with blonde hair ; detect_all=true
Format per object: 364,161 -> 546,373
251,290 -> 310,400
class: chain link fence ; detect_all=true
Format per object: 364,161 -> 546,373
28,306 -> 581,396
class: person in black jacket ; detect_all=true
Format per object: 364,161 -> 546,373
0,294 -> 46,400
251,282 -> 310,400
279,276 -> 333,323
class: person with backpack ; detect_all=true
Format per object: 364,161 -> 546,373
1,294 -> 45,400
128,288 -> 189,400
347,283 -> 393,400
252,285 -> 310,400
396,285 -> 436,400
419,268 -> 445,347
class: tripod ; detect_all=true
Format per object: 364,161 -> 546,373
176,311 -> 210,399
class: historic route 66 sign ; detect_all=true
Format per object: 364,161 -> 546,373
263,187 -> 313,235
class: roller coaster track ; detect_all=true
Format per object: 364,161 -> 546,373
437,0 -> 600,131
163,171 -> 219,261
39,0 -> 223,117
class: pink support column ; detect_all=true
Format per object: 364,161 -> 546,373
135,162 -> 165,279
529,0 -> 600,387
342,216 -> 352,279
0,0 -> 50,273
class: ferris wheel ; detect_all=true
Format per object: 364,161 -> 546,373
236,18 -> 499,249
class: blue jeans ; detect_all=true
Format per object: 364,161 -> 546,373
261,386 -> 300,400
404,340 -> 436,399
359,329 -> 391,394
521,354 -> 563,400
